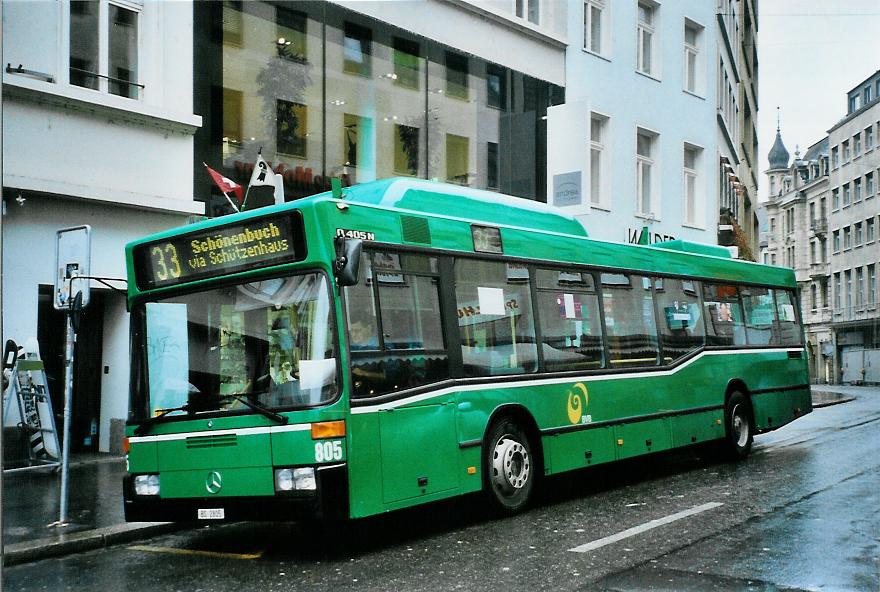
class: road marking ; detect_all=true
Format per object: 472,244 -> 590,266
128,545 -> 264,560
569,502 -> 723,553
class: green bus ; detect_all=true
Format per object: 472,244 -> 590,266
123,178 -> 811,522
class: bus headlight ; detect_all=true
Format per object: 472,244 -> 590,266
274,467 -> 316,492
134,474 -> 160,496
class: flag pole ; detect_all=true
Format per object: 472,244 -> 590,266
242,147 -> 262,211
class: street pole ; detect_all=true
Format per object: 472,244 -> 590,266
57,311 -> 76,526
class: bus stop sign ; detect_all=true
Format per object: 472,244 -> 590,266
54,225 -> 91,310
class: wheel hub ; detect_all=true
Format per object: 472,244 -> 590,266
732,404 -> 749,447
492,436 -> 530,493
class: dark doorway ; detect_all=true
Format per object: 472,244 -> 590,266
37,286 -> 105,453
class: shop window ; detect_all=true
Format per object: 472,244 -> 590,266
222,88 -> 243,145
276,6 -> 307,62
276,100 -> 307,158
393,37 -> 420,90
394,124 -> 420,176
446,134 -> 470,185
536,269 -> 603,372
486,64 -> 507,110
454,259 -> 537,377
343,22 -> 371,77
487,142 -> 499,189
445,51 -> 469,100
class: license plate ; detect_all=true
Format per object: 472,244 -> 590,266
197,508 -> 225,520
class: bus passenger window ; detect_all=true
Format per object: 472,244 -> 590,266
741,287 -> 775,345
535,269 -> 603,371
600,273 -> 659,367
773,289 -> 803,346
654,278 -> 704,363
455,259 -> 538,377
345,251 -> 449,398
702,284 -> 746,346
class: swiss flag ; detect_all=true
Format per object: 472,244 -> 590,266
204,163 -> 244,204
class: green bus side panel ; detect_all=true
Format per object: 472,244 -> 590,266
128,441 -> 158,473
751,387 -> 812,431
161,467 -> 274,498
614,419 -> 672,460
669,410 -> 724,448
546,426 -> 615,474
157,434 -> 271,471
378,404 -> 459,504
347,413 -> 384,518
271,430 -> 347,466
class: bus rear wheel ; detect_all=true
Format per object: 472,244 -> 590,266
484,419 -> 535,513
722,392 -> 754,460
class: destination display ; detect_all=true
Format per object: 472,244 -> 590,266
133,213 -> 304,289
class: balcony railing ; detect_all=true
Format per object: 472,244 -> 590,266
810,217 -> 828,236
809,262 -> 830,278
832,301 -> 880,323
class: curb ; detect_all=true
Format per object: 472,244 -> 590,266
2,522 -> 180,566
812,396 -> 856,409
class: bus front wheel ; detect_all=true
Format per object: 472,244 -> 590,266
484,419 -> 535,513
722,392 -> 754,460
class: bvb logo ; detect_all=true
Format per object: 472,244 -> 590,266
566,382 -> 589,424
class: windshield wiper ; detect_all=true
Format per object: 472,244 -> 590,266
133,403 -> 192,436
221,393 -> 289,425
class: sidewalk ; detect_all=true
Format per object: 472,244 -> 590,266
1,453 -> 176,566
0,385 -> 869,566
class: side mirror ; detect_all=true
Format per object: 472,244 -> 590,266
333,236 -> 363,287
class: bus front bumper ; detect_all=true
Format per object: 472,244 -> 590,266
123,463 -> 348,522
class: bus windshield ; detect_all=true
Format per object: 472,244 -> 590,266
130,272 -> 337,421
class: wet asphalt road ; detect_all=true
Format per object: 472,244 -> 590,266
5,387 -> 879,592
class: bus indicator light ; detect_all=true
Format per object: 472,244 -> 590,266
467,466 -> 476,475
311,420 -> 346,439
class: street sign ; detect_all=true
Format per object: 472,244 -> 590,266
54,225 -> 91,310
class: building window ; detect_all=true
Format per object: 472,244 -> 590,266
636,128 -> 657,215
832,229 -> 840,252
683,144 -> 701,225
856,267 -> 865,307
832,188 -> 840,209
276,100 -> 308,158
446,134 -> 470,185
487,142 -> 499,189
855,222 -> 863,245
637,2 -> 657,77
869,265 -> 877,307
842,140 -> 850,162
393,37 -> 420,90
867,217 -> 876,242
843,183 -> 851,206
683,21 -> 702,94
843,226 -> 852,250
486,64 -> 507,110
834,272 -> 841,309
810,283 -> 818,310
393,124 -> 420,176
867,172 -> 875,196
866,86 -> 873,104
276,7 -> 307,62
854,133 -> 862,157
222,88 -> 243,145
810,241 -> 817,264
445,52 -> 469,100
831,146 -> 839,169
855,178 -> 862,201
867,126 -> 875,151
222,1 -> 243,46
70,0 -> 140,99
590,114 -> 609,207
584,0 -> 607,55
845,270 -> 852,310
515,0 -> 540,25
343,22 -> 372,77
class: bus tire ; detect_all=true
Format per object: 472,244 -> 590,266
484,419 -> 535,514
722,392 -> 754,460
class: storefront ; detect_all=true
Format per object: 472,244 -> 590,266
193,1 -> 564,215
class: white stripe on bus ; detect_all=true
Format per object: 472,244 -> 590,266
128,422 -> 310,444
350,348 -> 804,414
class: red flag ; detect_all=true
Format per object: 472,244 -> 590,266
204,163 -> 244,203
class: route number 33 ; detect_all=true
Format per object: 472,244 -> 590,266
314,440 -> 343,462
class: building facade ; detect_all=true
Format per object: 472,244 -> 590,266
763,70 -> 880,384
545,0 -> 759,256
2,0 -> 202,453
